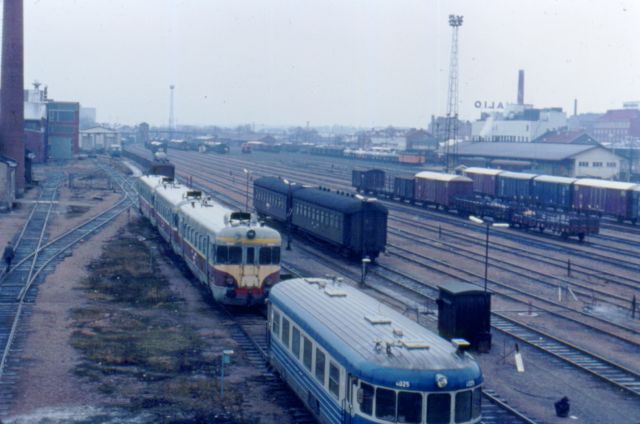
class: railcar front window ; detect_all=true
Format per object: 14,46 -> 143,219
272,247 -> 281,264
472,388 -> 482,419
259,247 -> 271,264
360,383 -> 374,415
228,246 -> 242,264
375,388 -> 396,421
246,247 -> 255,264
427,393 -> 451,424
398,391 -> 422,423
216,246 -> 228,264
455,390 -> 472,423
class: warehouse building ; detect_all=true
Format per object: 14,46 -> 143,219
471,104 -> 567,143
80,126 -> 121,153
47,101 -> 80,160
591,109 -> 640,144
452,142 -> 622,178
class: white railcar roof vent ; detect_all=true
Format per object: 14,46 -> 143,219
324,287 -> 347,297
402,341 -> 431,350
365,315 -> 392,325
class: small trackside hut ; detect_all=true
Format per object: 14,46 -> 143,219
268,278 -> 484,424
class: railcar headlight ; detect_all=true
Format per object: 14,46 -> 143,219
435,373 -> 448,388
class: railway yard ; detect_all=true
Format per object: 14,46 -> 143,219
0,147 -> 638,423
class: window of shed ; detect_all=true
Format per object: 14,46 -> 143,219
398,391 -> 422,423
315,348 -> 325,383
375,388 -> 396,421
303,337 -> 312,370
427,393 -> 451,424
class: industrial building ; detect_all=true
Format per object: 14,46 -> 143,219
452,141 -> 622,178
471,104 -> 568,143
591,109 -> 640,144
80,126 -> 121,153
46,101 -> 80,160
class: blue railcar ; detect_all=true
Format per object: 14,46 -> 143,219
268,278 -> 483,424
531,175 -> 577,210
496,172 -> 537,203
394,176 -> 415,202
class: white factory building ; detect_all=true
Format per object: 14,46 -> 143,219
471,104 -> 567,143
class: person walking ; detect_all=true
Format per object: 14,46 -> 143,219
3,241 -> 15,273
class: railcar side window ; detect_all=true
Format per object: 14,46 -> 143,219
229,246 -> 242,264
246,247 -> 255,264
315,349 -> 325,383
398,392 -> 422,423
455,390 -> 472,423
360,383 -> 374,415
328,362 -> 340,398
472,388 -> 482,419
427,393 -> 451,424
291,327 -> 301,359
272,310 -> 280,338
216,246 -> 228,264
303,337 -> 312,371
375,388 -> 396,420
281,318 -> 290,347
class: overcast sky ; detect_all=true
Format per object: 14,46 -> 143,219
22,0 -> 640,128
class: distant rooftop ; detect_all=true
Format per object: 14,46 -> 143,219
533,129 -> 599,145
454,142 -> 603,161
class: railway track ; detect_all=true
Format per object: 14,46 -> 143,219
0,163 -> 135,414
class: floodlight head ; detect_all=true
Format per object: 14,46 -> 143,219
362,257 -> 372,264
492,223 -> 510,228
469,215 -> 484,225
283,178 -> 289,185
449,15 -> 463,27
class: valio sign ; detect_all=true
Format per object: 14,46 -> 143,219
474,101 -> 505,110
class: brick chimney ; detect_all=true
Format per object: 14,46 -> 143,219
0,0 -> 25,193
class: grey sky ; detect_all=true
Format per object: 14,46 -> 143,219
24,0 -> 640,128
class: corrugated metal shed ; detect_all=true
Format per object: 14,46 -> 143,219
455,142 -> 599,161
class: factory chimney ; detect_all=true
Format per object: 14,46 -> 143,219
517,70 -> 524,105
573,99 -> 578,116
0,0 -> 25,193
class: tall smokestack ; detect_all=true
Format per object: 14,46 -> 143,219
573,98 -> 578,116
0,0 -> 25,193
517,69 -> 524,105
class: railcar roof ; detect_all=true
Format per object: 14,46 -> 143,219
218,224 -> 281,244
497,171 -> 538,180
254,176 -> 302,195
415,171 -> 472,182
138,175 -> 166,189
154,181 -> 193,206
179,199 -> 232,234
270,278 -> 481,390
574,179 -> 639,190
462,167 -> 504,176
533,175 -> 577,184
294,188 -> 372,213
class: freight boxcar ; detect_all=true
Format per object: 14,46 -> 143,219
496,172 -> 537,203
398,153 -> 425,165
462,168 -> 503,197
352,169 -> 386,193
573,179 -> 640,223
393,176 -> 415,202
531,175 -> 577,210
414,171 -> 474,209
